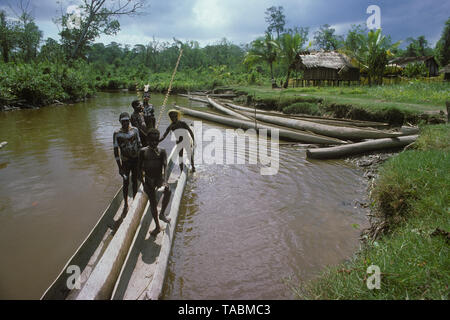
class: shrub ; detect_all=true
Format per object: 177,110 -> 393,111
402,62 -> 429,78
0,60 -> 96,106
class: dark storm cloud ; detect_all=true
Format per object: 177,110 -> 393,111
283,0 -> 449,45
0,0 -> 57,20
1,0 -> 448,47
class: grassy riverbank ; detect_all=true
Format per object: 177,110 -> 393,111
230,83 -> 449,125
0,60 -> 248,109
2,59 -> 449,127
293,124 -> 449,300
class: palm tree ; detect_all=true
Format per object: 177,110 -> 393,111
277,32 -> 305,88
344,29 -> 400,86
244,32 -> 279,87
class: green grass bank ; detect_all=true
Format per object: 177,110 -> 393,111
229,83 -> 449,125
293,124 -> 449,300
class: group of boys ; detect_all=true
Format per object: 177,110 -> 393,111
112,90 -> 195,236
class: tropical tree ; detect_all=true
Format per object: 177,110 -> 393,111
265,6 -> 286,39
0,10 -> 17,63
277,32 -> 306,88
8,0 -> 43,62
405,36 -> 432,57
345,29 -> 400,86
18,20 -> 42,62
39,38 -> 64,63
436,17 -> 450,67
314,24 -> 343,50
285,26 -> 309,48
344,24 -> 367,53
56,0 -> 146,59
244,32 -> 279,87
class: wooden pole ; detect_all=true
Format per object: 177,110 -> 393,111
254,93 -> 257,130
156,49 -> 183,129
446,101 -> 450,123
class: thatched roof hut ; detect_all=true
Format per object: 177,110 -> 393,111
440,64 -> 450,81
294,51 -> 360,81
389,56 -> 440,77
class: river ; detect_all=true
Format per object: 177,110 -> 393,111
0,92 -> 368,299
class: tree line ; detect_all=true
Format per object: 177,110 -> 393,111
245,6 -> 450,87
0,1 -> 449,107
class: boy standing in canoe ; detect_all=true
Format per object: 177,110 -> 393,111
159,109 -> 196,173
138,128 -> 172,236
131,100 -> 148,147
142,85 -> 156,129
113,112 -> 142,216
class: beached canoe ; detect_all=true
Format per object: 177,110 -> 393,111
239,111 -> 405,141
225,102 -> 390,128
207,96 -> 251,121
202,98 -> 402,141
306,135 -> 418,159
175,105 -> 347,145
183,95 -> 209,104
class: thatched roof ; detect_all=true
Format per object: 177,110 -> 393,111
440,64 -> 450,74
295,51 -> 358,71
389,56 -> 437,67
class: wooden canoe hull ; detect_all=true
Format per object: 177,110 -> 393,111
207,96 -> 251,120
111,163 -> 189,300
41,186 -> 127,299
225,102 -> 390,128
306,135 -> 418,159
175,105 -> 347,145
111,141 -> 191,300
245,112 -> 405,141
41,145 -> 180,300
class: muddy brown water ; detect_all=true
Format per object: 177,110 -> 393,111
0,92 -> 368,299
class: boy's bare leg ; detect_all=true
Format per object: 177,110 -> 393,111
145,185 -> 161,236
159,186 -> 172,223
122,176 -> 129,218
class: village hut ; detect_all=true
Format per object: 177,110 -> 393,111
389,56 -> 440,77
294,51 -> 360,87
440,64 -> 450,81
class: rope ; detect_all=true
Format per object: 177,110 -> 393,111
156,49 -> 183,129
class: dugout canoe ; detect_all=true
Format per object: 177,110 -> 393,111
179,94 -> 209,104
188,91 -> 208,96
40,186 -> 129,299
237,111 -> 405,141
208,93 -> 237,99
207,96 -> 251,121
206,96 -> 387,141
306,135 -> 418,160
175,105 -> 347,145
41,145 -> 182,300
111,137 -> 193,300
225,102 -> 390,128
111,163 -> 189,300
214,99 -> 403,141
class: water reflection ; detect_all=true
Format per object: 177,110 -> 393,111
162,128 -> 369,300
0,92 -> 369,299
0,92 -> 182,299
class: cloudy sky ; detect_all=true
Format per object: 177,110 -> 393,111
1,0 -> 449,48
